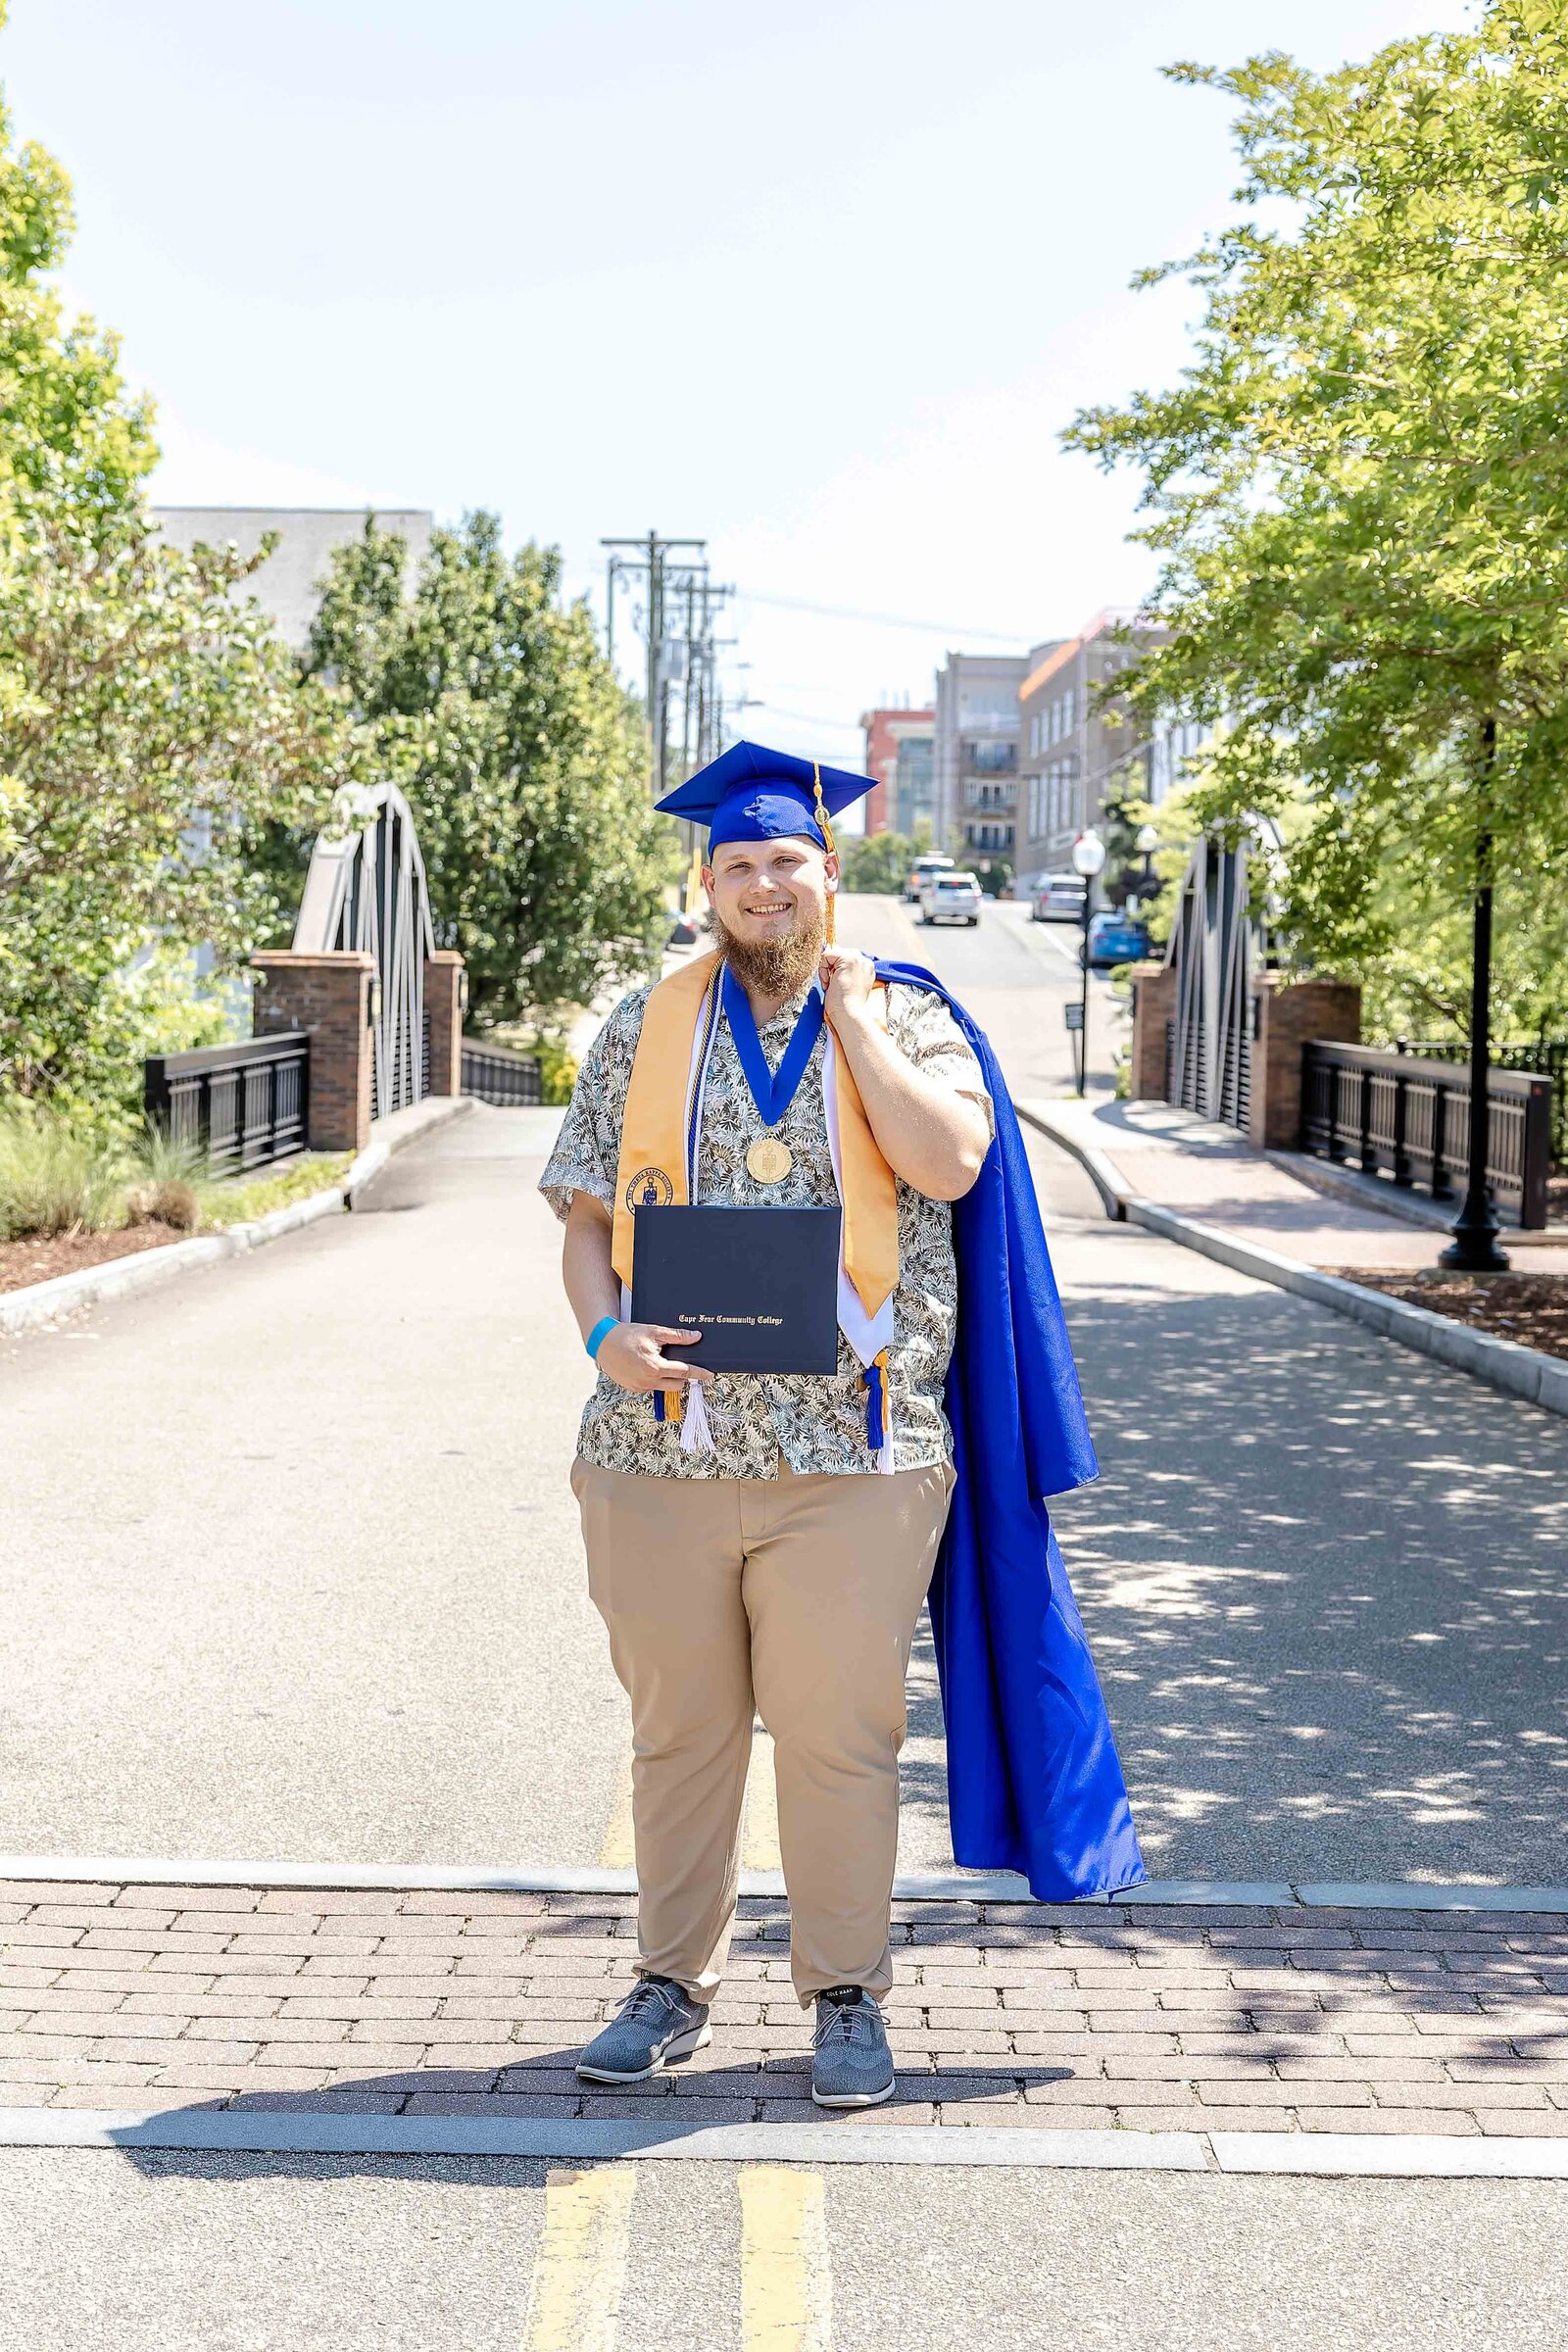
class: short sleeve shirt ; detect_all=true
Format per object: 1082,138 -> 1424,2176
538,972 -> 993,1479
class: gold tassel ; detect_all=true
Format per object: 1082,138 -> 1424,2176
812,760 -> 837,946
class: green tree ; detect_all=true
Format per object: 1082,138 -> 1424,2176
0,516 -> 356,1114
0,18 -> 353,1116
304,514 -> 669,1025
838,825 -> 931,895
1066,4 -> 1568,1033
0,2 -> 155,545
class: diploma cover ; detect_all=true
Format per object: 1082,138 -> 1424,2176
630,1204 -> 842,1374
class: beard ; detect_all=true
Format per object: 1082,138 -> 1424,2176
708,902 -> 825,1002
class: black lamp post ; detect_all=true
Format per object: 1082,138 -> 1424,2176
1440,816 -> 1508,1273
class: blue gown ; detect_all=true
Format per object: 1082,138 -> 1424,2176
874,958 -> 1146,1900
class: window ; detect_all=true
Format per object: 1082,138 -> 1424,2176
967,739 -> 1016,773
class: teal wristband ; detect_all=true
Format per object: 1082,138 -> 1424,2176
586,1314 -> 619,1361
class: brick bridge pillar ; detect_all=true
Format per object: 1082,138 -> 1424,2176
250,950 -> 375,1154
1249,974 -> 1362,1151
423,951 -> 466,1097
1128,961 -> 1178,1101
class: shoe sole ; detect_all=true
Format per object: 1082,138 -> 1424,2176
576,2020 -> 711,2083
811,2077 -> 897,2110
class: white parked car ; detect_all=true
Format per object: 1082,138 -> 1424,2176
903,852 -> 955,903
1032,872 -> 1089,923
919,870 -> 983,927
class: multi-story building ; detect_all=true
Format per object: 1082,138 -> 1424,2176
1017,609 -> 1165,877
932,652 -> 1031,866
894,729 -> 935,837
859,706 -> 935,835
153,507 -> 435,651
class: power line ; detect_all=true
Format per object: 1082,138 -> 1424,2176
738,589 -> 1027,646
748,703 -> 866,734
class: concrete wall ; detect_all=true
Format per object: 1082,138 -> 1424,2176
154,507 -> 434,651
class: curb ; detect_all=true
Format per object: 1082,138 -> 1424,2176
4,1856 -> 1567,1911
1019,1102 -> 1568,1423
0,1097 -> 472,1341
3,2108 -> 1565,2179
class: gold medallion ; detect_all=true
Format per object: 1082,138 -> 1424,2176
746,1134 -> 794,1185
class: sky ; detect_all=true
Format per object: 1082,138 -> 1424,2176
5,0 -> 1478,781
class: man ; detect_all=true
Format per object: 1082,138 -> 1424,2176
540,742 -> 1142,2110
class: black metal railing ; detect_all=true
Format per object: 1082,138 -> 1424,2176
144,1033 -> 310,1173
1396,1039 -> 1567,1169
1302,1041 -> 1553,1229
461,1038 -> 543,1106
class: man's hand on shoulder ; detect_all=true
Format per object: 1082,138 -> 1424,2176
597,1323 -> 713,1396
818,946 -> 879,1031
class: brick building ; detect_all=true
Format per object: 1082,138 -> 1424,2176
859,706 -> 936,835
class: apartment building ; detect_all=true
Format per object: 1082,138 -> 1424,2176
1017,609 -> 1166,877
859,706 -> 936,836
932,651 -> 1033,865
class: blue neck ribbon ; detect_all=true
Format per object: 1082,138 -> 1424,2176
721,965 -> 825,1130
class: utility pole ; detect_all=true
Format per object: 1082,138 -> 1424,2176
599,531 -> 709,797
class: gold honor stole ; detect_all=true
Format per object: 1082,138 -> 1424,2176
612,948 -> 901,1461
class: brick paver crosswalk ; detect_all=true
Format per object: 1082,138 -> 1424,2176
3,1883 -> 1567,2135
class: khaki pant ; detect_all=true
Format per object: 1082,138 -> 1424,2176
572,1454 -> 954,2006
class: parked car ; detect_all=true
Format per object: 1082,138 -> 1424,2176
919,870 -> 984,927
903,853 -> 954,903
1082,911 -> 1152,967
1031,873 -> 1089,923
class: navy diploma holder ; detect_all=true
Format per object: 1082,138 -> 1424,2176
630,1204 -> 842,1375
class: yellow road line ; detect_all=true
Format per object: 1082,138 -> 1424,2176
599,1722 -> 785,1873
739,2165 -> 833,2352
520,2165 -> 638,2352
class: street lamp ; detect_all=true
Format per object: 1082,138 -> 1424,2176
1070,828 -> 1107,1098
1134,822 -> 1160,905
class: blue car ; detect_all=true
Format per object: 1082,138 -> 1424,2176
1082,912 -> 1152,968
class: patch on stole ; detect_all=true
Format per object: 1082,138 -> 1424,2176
625,1166 -> 675,1209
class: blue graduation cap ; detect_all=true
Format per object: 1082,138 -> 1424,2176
655,740 -> 874,853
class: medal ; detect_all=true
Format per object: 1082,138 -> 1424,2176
746,1135 -> 794,1185
722,965 -> 824,1195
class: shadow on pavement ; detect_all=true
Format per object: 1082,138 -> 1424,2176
907,1277 -> 1568,1887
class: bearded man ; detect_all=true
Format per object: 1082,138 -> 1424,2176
539,742 -> 1142,2110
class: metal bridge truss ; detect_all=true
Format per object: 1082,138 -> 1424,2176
1164,832 -> 1256,1130
291,783 -> 437,1121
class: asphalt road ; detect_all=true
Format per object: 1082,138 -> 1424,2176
3,2148 -> 1565,2352
1,895 -> 1564,1881
6,891 -> 1567,2349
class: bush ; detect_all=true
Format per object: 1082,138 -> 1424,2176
0,1103 -> 129,1240
535,1036 -> 579,1106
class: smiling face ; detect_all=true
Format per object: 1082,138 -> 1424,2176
703,833 -> 838,1000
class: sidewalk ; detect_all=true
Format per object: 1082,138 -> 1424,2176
4,1878 -> 1567,2150
1022,1098 -> 1567,1276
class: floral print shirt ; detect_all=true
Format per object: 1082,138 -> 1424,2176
538,972 -> 994,1478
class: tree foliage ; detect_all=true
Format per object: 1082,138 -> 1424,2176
303,514 -> 670,1024
0,7 -> 155,544
1065,3 -> 1568,1024
0,17 -> 351,1116
837,823 -> 932,896
0,519 -> 358,1113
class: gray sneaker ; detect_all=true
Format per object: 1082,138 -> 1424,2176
810,1985 -> 895,2109
576,1975 -> 711,2083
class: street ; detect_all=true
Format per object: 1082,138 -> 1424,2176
3,895 -> 1566,2347
3,897 -> 1562,1883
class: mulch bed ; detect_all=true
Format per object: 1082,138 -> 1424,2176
0,1221 -> 189,1298
1334,1270 -> 1568,1363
